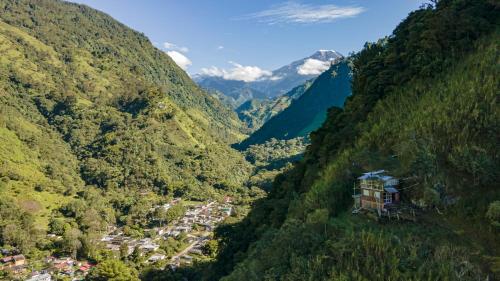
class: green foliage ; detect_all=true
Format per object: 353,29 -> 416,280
206,1 -> 500,280
236,81 -> 312,131
86,259 -> 139,281
61,227 -> 82,259
0,196 -> 39,253
244,138 -> 307,191
202,240 -> 219,258
48,217 -> 66,236
486,201 -> 500,229
164,204 -> 187,224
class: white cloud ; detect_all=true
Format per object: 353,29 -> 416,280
201,62 -> 272,82
297,58 -> 331,75
167,51 -> 192,70
242,2 -> 365,24
217,45 -> 224,50
163,41 -> 189,53
200,66 -> 225,77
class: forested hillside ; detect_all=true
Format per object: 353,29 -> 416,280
237,60 -> 351,149
0,0 -> 251,256
236,81 -> 312,132
204,1 -> 500,280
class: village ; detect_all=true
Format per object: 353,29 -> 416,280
100,198 -> 233,269
0,198 -> 233,281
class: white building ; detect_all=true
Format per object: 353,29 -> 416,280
26,273 -> 51,281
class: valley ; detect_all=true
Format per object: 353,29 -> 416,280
0,0 -> 498,281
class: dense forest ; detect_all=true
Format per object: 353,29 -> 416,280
201,0 -> 500,280
235,81 -> 312,132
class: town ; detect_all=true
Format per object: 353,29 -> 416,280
0,198 -> 233,280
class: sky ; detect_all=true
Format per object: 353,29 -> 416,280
67,0 -> 424,76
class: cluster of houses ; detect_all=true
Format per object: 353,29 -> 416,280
101,234 -> 161,257
100,198 -> 233,266
0,252 -> 94,281
0,198 -> 234,279
164,200 -> 232,237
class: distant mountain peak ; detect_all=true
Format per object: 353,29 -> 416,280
309,50 -> 343,61
196,49 -> 344,104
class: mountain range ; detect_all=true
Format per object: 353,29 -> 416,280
196,50 -> 343,108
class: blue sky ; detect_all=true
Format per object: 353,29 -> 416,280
68,0 -> 424,75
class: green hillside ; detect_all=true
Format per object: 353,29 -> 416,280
0,0 -> 250,252
237,60 -> 352,149
205,1 -> 500,280
236,81 -> 312,132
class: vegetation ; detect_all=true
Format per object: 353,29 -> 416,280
237,60 -> 352,149
0,0 -> 251,263
204,1 -> 500,280
236,81 -> 312,131
87,259 -> 139,281
244,138 -> 307,191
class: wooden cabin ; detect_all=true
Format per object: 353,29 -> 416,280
353,170 -> 400,213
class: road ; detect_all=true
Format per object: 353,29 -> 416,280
171,240 -> 199,261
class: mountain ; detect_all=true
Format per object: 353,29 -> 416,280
197,77 -> 267,109
205,0 -> 499,280
235,80 -> 313,131
0,0 -> 251,243
196,50 -> 343,107
237,60 -> 352,149
251,50 -> 343,97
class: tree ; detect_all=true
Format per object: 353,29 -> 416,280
120,243 -> 129,260
62,228 -> 82,258
202,240 -> 219,258
80,209 -> 104,234
486,201 -> 500,229
130,246 -> 144,264
153,207 -> 168,228
164,204 -> 186,224
86,259 -> 139,281
49,217 -> 66,235
2,223 -> 34,253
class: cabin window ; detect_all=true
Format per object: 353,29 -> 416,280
363,190 -> 370,196
374,191 -> 380,198
384,192 -> 392,203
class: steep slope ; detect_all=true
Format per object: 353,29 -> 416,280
206,1 -> 499,280
0,0 -> 250,236
237,60 -> 352,149
196,50 -> 342,106
235,80 -> 312,131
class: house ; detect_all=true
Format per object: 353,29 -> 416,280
26,273 -> 52,281
220,206 -> 232,216
0,254 -> 26,269
78,262 -> 95,275
148,254 -> 166,263
354,170 -> 400,213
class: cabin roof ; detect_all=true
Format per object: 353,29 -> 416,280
384,187 -> 399,193
358,170 -> 397,183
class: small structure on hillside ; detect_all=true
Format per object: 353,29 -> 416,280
353,170 -> 400,215
0,254 -> 26,270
